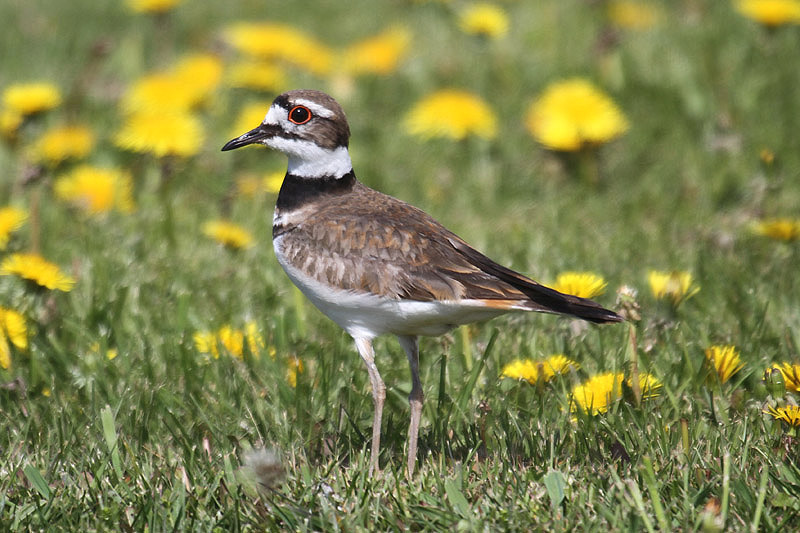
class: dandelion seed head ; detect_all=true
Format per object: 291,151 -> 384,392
243,448 -> 285,490
615,285 -> 641,322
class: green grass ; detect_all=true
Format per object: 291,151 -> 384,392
2,0 -> 800,530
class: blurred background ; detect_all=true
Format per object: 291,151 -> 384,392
2,0 -> 800,529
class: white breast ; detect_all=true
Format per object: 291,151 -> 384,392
273,235 -> 512,339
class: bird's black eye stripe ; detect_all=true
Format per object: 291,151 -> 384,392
288,105 -> 312,125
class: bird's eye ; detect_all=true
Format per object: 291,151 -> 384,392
288,105 -> 312,125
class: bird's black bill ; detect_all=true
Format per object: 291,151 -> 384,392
221,124 -> 278,151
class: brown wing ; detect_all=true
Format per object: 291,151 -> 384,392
281,182 -> 621,323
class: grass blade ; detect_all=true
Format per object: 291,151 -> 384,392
23,465 -> 50,500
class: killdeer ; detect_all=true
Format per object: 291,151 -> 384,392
222,89 -> 622,476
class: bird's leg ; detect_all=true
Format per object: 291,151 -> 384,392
354,336 -> 385,475
398,335 -> 423,477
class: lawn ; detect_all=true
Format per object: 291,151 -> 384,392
2,0 -> 800,530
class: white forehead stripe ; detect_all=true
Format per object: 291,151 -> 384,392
262,104 -> 283,125
292,99 -> 335,118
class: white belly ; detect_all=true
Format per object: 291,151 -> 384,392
274,236 -> 510,339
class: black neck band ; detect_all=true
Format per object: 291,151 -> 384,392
276,170 -> 357,211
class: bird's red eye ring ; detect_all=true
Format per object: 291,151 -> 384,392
288,105 -> 312,125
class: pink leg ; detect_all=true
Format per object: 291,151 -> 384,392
398,335 -> 423,477
354,336 -> 385,475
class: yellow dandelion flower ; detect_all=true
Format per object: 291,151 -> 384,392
404,89 -> 497,140
0,307 -> 28,351
340,27 -> 411,75
194,330 -> 220,359
752,218 -> 800,241
227,60 -> 288,92
194,325 -> 253,360
122,73 -> 207,113
648,270 -> 699,306
54,165 -> 134,215
263,171 -> 284,194
287,356 -> 304,387
223,22 -> 334,76
0,206 -> 27,250
29,125 -> 95,166
230,101 -> 272,141
525,79 -> 628,151
114,111 -> 203,158
218,325 -> 245,360
237,171 -> 284,197
0,107 -> 23,139
736,0 -> 800,26
0,337 -> 9,370
705,345 -> 744,384
632,373 -> 662,399
202,220 -> 254,249
502,354 -> 579,384
760,148 -> 775,166
0,253 -> 75,291
767,405 -> 800,426
245,321 -> 264,359
89,342 -> 118,361
571,372 -> 624,415
458,3 -> 509,39
127,0 -> 182,14
173,53 -> 223,98
767,362 -> 800,392
236,174 -> 263,197
551,271 -> 607,299
608,1 -> 662,30
2,83 -> 61,116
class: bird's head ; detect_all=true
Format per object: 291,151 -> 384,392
222,89 -> 352,179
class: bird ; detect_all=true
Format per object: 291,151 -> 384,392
222,89 -> 623,477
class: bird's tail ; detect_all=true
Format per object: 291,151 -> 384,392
513,282 -> 623,323
449,237 -> 623,324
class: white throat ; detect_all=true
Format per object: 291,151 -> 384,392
282,142 -> 352,178
261,104 -> 353,179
